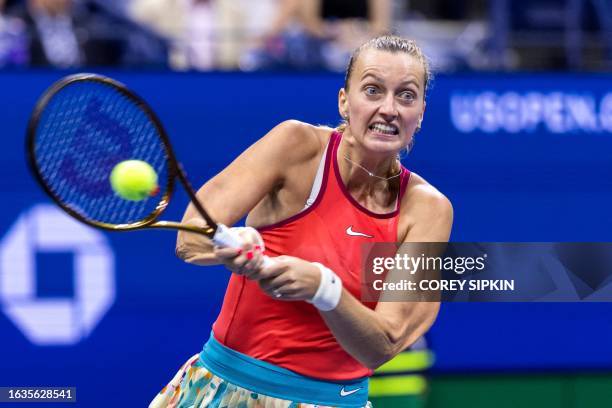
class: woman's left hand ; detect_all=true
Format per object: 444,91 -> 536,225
256,256 -> 321,301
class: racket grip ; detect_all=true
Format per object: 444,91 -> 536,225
212,224 -> 244,249
213,224 -> 276,268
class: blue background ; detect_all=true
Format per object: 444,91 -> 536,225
0,71 -> 611,406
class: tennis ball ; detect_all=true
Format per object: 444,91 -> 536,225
110,160 -> 159,201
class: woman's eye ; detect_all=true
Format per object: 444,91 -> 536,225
365,86 -> 378,95
399,91 -> 415,101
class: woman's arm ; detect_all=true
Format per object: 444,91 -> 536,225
260,0 -> 301,40
297,0 -> 327,38
175,120 -> 320,265
368,0 -> 392,36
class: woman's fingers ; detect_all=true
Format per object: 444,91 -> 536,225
246,257 -> 287,281
214,247 -> 242,260
213,226 -> 267,275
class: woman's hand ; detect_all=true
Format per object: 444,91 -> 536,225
213,227 -> 265,277
254,256 -> 321,301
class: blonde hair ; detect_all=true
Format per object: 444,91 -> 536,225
344,35 -> 431,93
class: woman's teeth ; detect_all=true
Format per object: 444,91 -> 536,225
370,123 -> 398,135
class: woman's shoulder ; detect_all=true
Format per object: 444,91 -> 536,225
262,120 -> 335,162
399,171 -> 453,224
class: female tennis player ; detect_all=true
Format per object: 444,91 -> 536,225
150,35 -> 452,408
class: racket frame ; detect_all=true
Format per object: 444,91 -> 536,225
26,73 -> 218,238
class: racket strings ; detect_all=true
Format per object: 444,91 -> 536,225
33,79 -> 171,226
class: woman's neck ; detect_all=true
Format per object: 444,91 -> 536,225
337,130 -> 400,194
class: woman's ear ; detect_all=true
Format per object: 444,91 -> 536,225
338,88 -> 349,119
418,101 -> 426,127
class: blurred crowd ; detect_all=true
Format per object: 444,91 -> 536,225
0,0 -> 610,71
0,0 -> 168,67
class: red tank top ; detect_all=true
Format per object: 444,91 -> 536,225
212,131 -> 410,380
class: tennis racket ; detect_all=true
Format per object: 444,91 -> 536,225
26,73 -> 255,251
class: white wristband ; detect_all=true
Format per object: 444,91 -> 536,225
307,262 -> 343,311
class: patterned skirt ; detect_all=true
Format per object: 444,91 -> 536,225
149,353 -> 372,408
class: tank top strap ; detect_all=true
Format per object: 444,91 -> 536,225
398,166 -> 411,204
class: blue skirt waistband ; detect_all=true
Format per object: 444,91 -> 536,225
199,334 -> 369,407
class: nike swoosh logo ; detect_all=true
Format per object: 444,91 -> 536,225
340,386 -> 362,397
346,226 -> 373,238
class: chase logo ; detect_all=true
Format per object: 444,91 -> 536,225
0,204 -> 115,345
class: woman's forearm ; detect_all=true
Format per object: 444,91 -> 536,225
320,288 -> 437,369
175,229 -> 219,266
320,291 -> 396,368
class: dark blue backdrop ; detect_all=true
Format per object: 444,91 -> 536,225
0,71 -> 611,407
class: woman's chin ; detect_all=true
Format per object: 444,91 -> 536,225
363,134 -> 404,155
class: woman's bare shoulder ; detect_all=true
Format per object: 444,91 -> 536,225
403,172 -> 449,204
400,171 -> 453,231
262,120 -> 332,162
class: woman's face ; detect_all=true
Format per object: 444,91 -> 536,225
339,49 -> 426,155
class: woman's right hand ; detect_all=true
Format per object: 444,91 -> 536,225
213,227 -> 266,278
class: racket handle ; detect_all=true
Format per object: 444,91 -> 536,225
212,224 -> 244,249
213,224 -> 275,268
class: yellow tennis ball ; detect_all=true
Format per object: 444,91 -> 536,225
110,160 -> 159,201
